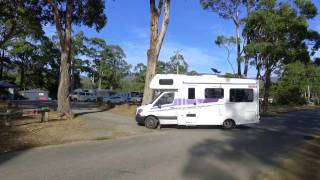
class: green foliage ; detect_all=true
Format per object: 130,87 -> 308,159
40,0 -> 107,32
118,79 -> 144,92
294,0 -> 317,19
200,0 -> 240,19
272,62 -> 320,105
166,52 -> 188,74
85,37 -> 130,89
0,0 -> 43,48
243,0 -> 317,108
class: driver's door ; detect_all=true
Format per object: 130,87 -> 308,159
151,92 -> 178,125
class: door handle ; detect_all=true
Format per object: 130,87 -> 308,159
187,114 -> 196,117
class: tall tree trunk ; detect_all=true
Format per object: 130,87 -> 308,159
98,74 -> 102,90
49,0 -> 73,118
243,57 -> 249,77
143,50 -> 157,104
0,59 -> 3,80
57,51 -> 72,117
0,49 -> 4,80
20,65 -> 25,90
70,55 -> 75,92
262,68 -> 272,112
236,22 -> 241,77
243,0 -> 253,78
142,0 -> 170,105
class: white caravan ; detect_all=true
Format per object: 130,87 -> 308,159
136,74 -> 260,129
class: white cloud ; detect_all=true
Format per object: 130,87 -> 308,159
130,27 -> 149,39
121,38 -> 228,73
159,41 -> 223,72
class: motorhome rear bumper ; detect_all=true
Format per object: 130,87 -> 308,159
135,114 -> 145,124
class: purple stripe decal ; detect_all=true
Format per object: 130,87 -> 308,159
172,98 -> 218,106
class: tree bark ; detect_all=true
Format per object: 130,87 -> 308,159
0,49 -> 4,80
243,0 -> 253,78
20,65 -> 25,90
57,51 -> 72,117
262,68 -> 272,112
236,22 -> 241,77
49,0 -> 73,118
142,0 -> 170,105
243,57 -> 249,77
0,59 -> 3,80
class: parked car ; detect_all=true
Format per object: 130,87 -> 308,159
128,96 -> 142,104
87,93 -> 98,102
103,96 -> 126,104
71,92 -> 95,102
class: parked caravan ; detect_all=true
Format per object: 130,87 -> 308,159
136,74 -> 260,129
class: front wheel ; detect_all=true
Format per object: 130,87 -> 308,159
222,119 -> 235,129
145,116 -> 158,129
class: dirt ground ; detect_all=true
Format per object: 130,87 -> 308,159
0,105 -> 153,154
266,105 -> 320,115
256,135 -> 320,180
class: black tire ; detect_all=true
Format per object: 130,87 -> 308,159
222,119 -> 235,129
145,116 -> 158,129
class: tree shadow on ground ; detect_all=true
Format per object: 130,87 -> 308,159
0,126 -> 35,165
182,109 -> 320,180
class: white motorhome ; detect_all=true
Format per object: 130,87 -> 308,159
136,74 -> 260,129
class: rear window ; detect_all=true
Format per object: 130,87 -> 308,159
205,88 -> 224,99
230,89 -> 253,102
188,88 -> 195,99
159,79 -> 173,85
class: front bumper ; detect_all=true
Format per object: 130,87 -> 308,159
135,114 -> 145,124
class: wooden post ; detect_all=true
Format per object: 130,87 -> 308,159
41,111 -> 49,122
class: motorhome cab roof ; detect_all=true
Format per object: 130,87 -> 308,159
136,74 -> 260,130
150,74 -> 258,90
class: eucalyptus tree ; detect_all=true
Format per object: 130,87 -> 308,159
166,52 -> 188,74
243,0 -> 317,111
86,37 -> 107,89
215,35 -> 236,75
41,0 -> 107,118
201,0 -> 258,77
10,38 -> 38,89
102,45 -> 129,89
0,0 -> 43,49
143,0 -> 171,105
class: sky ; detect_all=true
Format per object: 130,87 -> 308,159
45,0 -> 320,78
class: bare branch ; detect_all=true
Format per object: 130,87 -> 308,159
48,0 -> 65,49
150,0 -> 157,14
155,0 -> 170,56
157,0 -> 164,16
0,21 -> 16,48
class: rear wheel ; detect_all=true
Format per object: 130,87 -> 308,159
145,116 -> 158,129
222,119 -> 235,129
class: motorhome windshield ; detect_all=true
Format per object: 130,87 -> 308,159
151,92 -> 163,104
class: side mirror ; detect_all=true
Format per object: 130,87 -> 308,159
157,104 -> 161,108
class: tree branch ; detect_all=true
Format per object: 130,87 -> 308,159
48,0 -> 65,49
157,0 -> 164,16
0,21 -> 16,48
155,0 -> 170,56
150,0 -> 157,15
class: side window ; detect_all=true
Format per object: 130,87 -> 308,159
230,89 -> 253,102
155,93 -> 175,106
159,79 -> 173,85
205,88 -> 224,99
188,88 -> 195,99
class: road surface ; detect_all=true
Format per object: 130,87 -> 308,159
0,109 -> 319,180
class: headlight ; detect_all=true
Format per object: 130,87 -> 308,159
137,109 -> 143,115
